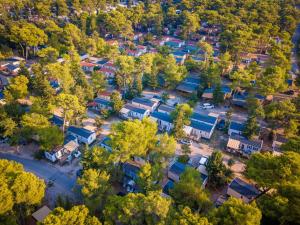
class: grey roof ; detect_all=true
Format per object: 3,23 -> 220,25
229,177 -> 260,199
68,126 -> 95,139
124,104 -> 147,114
94,97 -> 111,106
191,113 -> 217,125
132,97 -> 155,107
190,120 -> 214,133
151,111 -> 173,123
158,104 -> 175,114
230,134 -> 263,149
176,82 -> 199,93
122,163 -> 140,180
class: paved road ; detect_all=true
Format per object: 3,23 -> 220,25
0,152 -> 77,194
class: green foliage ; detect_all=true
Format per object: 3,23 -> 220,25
206,151 -> 232,188
171,104 -> 193,139
245,152 -> 300,190
4,75 -> 29,102
91,71 -> 107,95
55,93 -> 85,132
42,205 -> 101,225
212,84 -> 224,106
38,126 -> 64,151
242,116 -> 259,139
170,167 -> 212,213
209,197 -> 262,225
136,163 -> 162,193
110,118 -> 157,162
0,159 -> 45,215
9,22 -> 47,59
0,117 -> 17,138
78,169 -> 111,213
168,206 -> 212,225
258,66 -> 288,95
110,91 -> 124,113
281,137 -> 300,153
104,191 -> 171,225
37,47 -> 59,64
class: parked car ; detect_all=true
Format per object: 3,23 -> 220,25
200,103 -> 215,109
179,139 -> 193,146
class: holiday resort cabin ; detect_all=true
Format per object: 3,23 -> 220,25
176,76 -> 201,95
227,177 -> 261,203
232,91 -> 265,107
202,86 -> 232,99
150,111 -> 173,132
119,103 -> 150,120
228,121 -> 245,136
168,161 -> 208,188
131,97 -> 159,112
98,136 -> 112,152
226,134 -> 263,156
89,97 -> 112,111
67,126 -> 97,145
157,104 -> 175,115
44,135 -> 79,164
80,61 -> 96,72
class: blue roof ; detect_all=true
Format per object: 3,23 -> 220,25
190,120 -> 214,133
97,59 -> 109,65
6,64 -> 18,71
0,92 -> 4,100
203,86 -> 232,94
229,121 -> 245,132
165,41 -> 181,47
191,113 -> 217,125
132,97 -> 155,107
151,111 -> 173,123
122,163 -> 140,180
64,134 -> 77,145
201,173 -> 208,183
175,58 -> 183,64
50,80 -> 60,89
169,162 -> 187,176
172,51 -> 186,57
233,92 -> 265,101
184,77 -> 201,85
182,45 -> 198,52
68,126 -> 94,139
163,180 -> 174,195
94,98 -> 111,106
50,115 -> 64,126
229,177 -> 260,199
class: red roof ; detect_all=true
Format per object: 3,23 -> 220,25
99,67 -> 115,74
80,61 -> 95,67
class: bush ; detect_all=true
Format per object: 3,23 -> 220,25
178,155 -> 189,164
